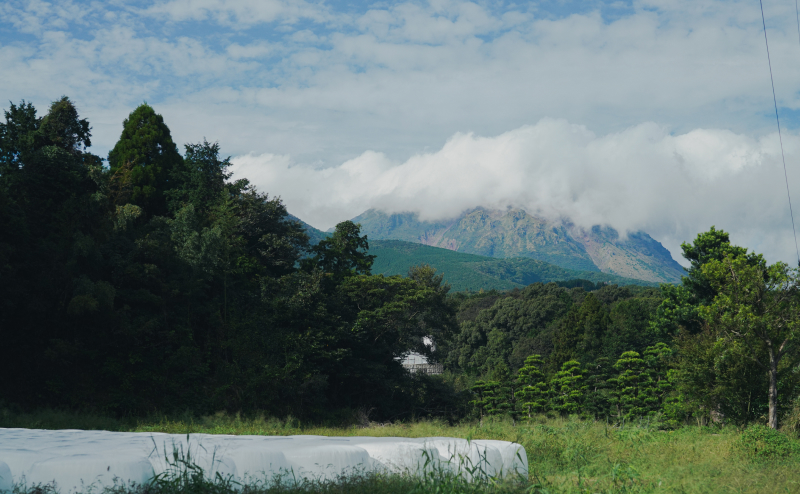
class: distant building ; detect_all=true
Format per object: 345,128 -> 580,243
399,352 -> 444,375
398,337 -> 443,375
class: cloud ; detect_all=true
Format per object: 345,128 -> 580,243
141,0 -> 332,27
5,0 -> 800,165
230,119 -> 800,266
5,0 -> 800,265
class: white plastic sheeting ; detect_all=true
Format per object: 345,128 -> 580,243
0,428 -> 527,492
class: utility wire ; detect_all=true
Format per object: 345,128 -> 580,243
759,0 -> 800,265
796,0 -> 800,47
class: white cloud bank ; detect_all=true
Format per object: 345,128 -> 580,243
231,119 -> 800,266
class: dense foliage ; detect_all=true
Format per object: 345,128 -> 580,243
444,229 -> 800,429
367,240 -> 656,292
0,99 -> 458,420
3,97 -> 800,431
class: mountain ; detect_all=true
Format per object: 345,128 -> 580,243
288,214 -> 329,245
350,208 -> 684,284
288,214 -> 660,290
369,240 -> 658,291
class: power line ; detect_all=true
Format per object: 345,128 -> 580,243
759,0 -> 800,265
796,0 -> 800,47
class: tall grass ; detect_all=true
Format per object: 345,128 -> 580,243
4,409 -> 800,493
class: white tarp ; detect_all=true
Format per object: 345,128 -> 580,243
0,428 -> 527,492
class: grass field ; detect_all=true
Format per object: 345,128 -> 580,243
3,409 -> 800,493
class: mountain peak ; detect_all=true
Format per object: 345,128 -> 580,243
351,208 -> 683,283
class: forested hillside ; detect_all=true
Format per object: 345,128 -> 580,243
369,239 -> 657,291
443,227 -> 800,428
2,98 -> 799,431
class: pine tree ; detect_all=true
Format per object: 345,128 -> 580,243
584,357 -> 613,419
490,364 -> 518,423
610,351 -> 652,421
108,103 -> 183,216
470,380 -> 491,420
643,342 -> 674,415
551,360 -> 586,416
515,354 -> 549,418
483,380 -> 506,416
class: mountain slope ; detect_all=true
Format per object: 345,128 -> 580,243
351,208 -> 684,283
286,215 -> 659,290
288,214 -> 329,245
370,240 -> 658,291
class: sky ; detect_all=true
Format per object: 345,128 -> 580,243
4,0 -> 800,266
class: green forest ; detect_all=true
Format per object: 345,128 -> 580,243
368,239 -> 657,292
2,97 -> 800,434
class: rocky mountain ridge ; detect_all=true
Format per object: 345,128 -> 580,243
348,208 -> 684,283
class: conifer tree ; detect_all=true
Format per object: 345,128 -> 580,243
483,381 -> 506,416
108,103 -> 183,216
470,380 -> 491,420
490,364 -> 518,423
516,354 -> 549,418
611,351 -> 652,421
584,357 -> 613,419
551,360 -> 586,415
643,342 -> 673,413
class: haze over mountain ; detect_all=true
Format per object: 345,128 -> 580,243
348,208 -> 684,284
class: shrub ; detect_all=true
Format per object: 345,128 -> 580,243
737,424 -> 799,462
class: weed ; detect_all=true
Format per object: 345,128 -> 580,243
736,424 -> 799,463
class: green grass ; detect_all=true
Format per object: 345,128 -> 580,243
370,240 -> 659,292
5,409 -> 800,493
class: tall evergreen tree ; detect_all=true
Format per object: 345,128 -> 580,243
516,354 -> 549,418
610,351 -> 652,421
108,104 -> 183,216
584,357 -> 613,419
551,360 -> 586,415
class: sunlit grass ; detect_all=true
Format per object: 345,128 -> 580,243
4,408 -> 800,493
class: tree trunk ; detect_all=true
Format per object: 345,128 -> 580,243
768,345 -> 779,429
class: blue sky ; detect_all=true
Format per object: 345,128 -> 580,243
4,0 -> 800,264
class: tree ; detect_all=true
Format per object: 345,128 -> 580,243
610,348 -> 670,422
651,226 -> 763,338
610,351 -> 649,421
515,354 -> 549,418
650,227 -> 770,425
304,220 -> 375,282
0,97 -> 106,409
551,360 -> 585,416
583,357 -> 613,419
445,282 -> 573,375
700,255 -> 800,429
35,96 -> 91,155
489,364 -> 517,422
107,104 -> 183,215
167,140 -> 231,214
470,380 -> 492,420
0,100 -> 39,174
551,293 -> 608,369
680,226 -> 758,305
642,343 -> 673,410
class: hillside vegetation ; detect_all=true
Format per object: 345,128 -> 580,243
370,240 -> 658,291
3,97 -> 800,456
